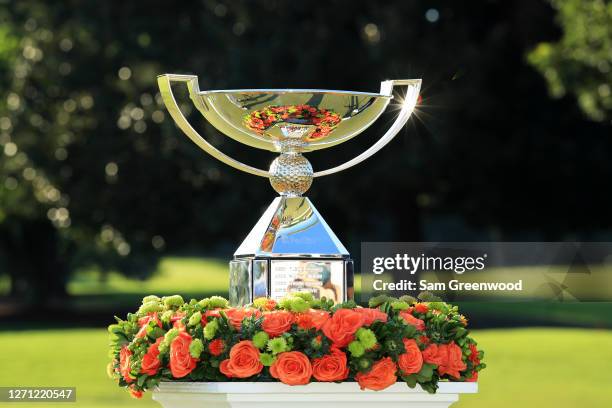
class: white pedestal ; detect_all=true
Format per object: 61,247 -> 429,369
153,381 -> 478,408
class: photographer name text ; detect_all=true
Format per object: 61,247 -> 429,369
372,279 -> 523,292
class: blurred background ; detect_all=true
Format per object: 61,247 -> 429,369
0,0 -> 611,407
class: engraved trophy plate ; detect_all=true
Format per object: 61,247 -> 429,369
158,74 -> 421,305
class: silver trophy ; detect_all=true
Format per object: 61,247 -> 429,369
158,74 -> 421,305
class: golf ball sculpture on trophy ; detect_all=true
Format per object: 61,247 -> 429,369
158,74 -> 421,306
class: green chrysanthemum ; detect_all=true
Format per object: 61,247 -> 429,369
160,310 -> 174,324
267,337 -> 289,354
289,297 -> 309,313
278,297 -> 293,310
188,311 -> 202,327
158,328 -> 179,354
259,352 -> 276,366
356,328 -> 377,349
203,319 -> 219,340
189,338 -> 204,358
390,300 -> 410,311
163,295 -> 184,308
142,295 -> 161,304
138,301 -> 163,314
252,331 -> 269,349
348,340 -> 365,357
208,296 -> 229,309
292,292 -> 314,302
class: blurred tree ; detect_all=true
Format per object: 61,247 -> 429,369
528,0 -> 612,122
0,0 -> 610,305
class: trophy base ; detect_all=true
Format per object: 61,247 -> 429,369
228,196 -> 353,306
229,257 -> 354,306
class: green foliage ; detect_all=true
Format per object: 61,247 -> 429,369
528,0 -> 612,121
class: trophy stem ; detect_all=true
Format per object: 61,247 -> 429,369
229,196 -> 353,306
269,152 -> 313,197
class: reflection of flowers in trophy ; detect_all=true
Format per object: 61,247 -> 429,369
243,104 -> 342,141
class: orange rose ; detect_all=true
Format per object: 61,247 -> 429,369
422,344 -> 444,365
136,313 -> 162,338
208,339 -> 225,356
322,308 -> 364,347
414,303 -> 429,314
140,337 -> 163,375
354,308 -> 388,326
270,351 -> 313,385
225,308 -> 262,331
355,357 -> 397,391
398,338 -> 423,375
219,340 -> 263,378
312,348 -> 349,382
399,310 -> 425,331
296,309 -> 330,331
262,311 -> 295,337
119,346 -> 133,383
437,342 -> 467,379
169,331 -> 197,378
129,386 -> 143,399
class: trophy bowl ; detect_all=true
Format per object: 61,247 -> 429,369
158,74 -> 421,306
191,88 -> 393,152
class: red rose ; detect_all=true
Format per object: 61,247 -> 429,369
354,308 -> 388,326
169,331 -> 197,378
270,351 -> 313,385
355,357 -> 397,391
437,342 -> 467,379
422,344 -> 444,366
312,348 -> 349,382
466,370 -> 478,382
399,310 -> 426,331
322,308 -> 364,347
171,311 -> 186,330
119,346 -> 133,383
296,309 -> 330,331
262,311 -> 295,337
208,339 -> 225,356
225,308 -> 262,331
219,340 -> 263,378
140,337 -> 163,376
468,343 -> 480,364
398,338 -> 423,375
419,335 -> 431,345
414,303 -> 429,314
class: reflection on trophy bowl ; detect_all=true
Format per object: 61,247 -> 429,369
191,88 -> 393,152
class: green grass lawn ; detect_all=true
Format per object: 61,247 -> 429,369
0,328 -> 610,408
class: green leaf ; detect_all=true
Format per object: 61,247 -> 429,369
404,374 -> 417,388
137,375 -> 148,387
416,363 -> 435,382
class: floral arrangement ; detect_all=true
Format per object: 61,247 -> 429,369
107,292 -> 485,399
243,104 -> 342,140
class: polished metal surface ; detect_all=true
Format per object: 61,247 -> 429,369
235,196 -> 348,258
269,153 -> 313,196
158,73 -> 421,306
157,74 -> 421,181
229,257 -> 354,306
